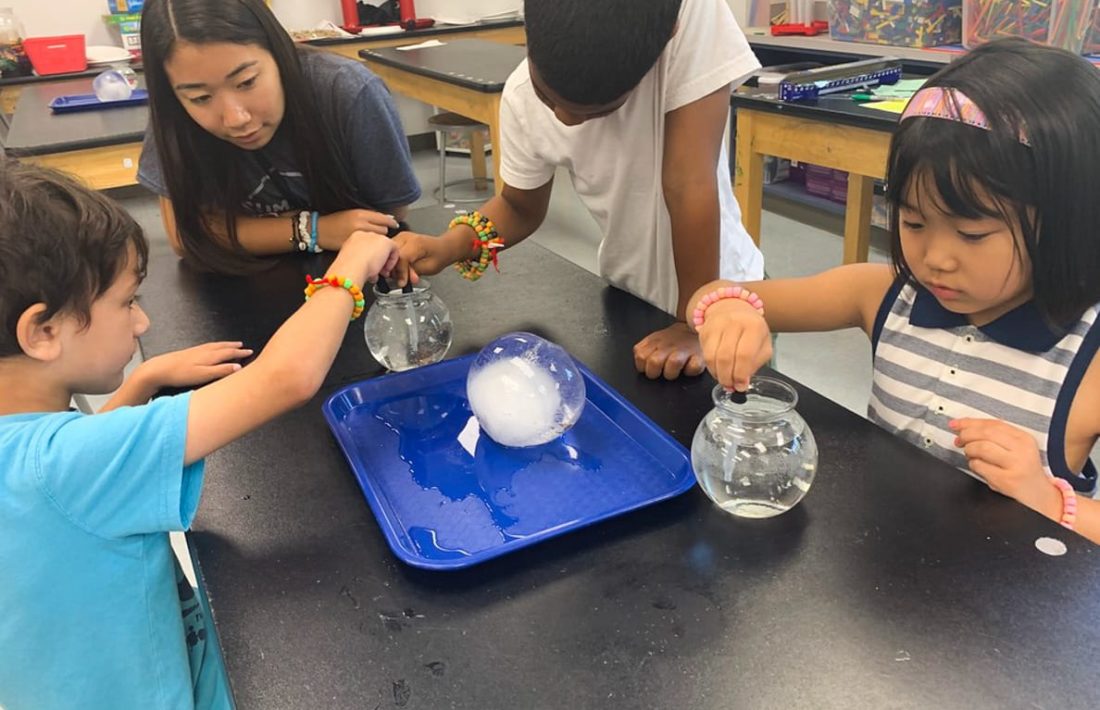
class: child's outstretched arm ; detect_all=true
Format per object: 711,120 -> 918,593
393,181 -> 554,276
181,232 -> 402,466
687,263 -> 895,390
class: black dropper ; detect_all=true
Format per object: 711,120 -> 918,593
375,276 -> 414,295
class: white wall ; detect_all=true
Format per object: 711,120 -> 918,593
7,1 -> 117,46
727,0 -> 750,26
6,0 -> 744,135
7,1 -> 746,47
270,1 -> 523,30
269,0 -> 342,30
6,1 -> 379,43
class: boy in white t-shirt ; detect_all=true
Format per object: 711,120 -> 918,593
396,0 -> 764,380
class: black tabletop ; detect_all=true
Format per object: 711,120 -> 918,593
308,18 -> 523,48
360,39 -> 526,92
731,85 -> 901,133
0,67 -> 99,87
138,206 -> 1098,709
2,76 -> 147,156
747,38 -> 955,75
0,63 -> 142,88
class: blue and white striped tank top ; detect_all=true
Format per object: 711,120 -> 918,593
869,279 -> 1100,493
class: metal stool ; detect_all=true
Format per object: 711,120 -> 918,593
428,111 -> 493,204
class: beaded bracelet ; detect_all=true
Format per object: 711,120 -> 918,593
292,211 -> 310,252
450,211 -> 504,282
303,274 -> 366,321
692,285 -> 765,329
1051,477 -> 1078,530
290,213 -> 302,250
291,211 -> 324,253
308,211 -> 322,254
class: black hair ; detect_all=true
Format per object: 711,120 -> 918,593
524,0 -> 683,105
0,160 -> 148,357
141,0 -> 361,273
887,37 -> 1100,327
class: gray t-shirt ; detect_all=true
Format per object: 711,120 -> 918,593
137,49 -> 420,214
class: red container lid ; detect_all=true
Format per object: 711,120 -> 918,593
23,35 -> 87,76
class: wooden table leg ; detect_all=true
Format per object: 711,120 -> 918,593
0,85 -> 21,116
733,110 -> 764,246
733,108 -> 891,263
469,128 -> 489,192
843,174 -> 874,264
362,61 -> 507,197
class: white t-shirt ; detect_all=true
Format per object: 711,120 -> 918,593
499,0 -> 764,315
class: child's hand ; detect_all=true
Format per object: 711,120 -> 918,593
633,323 -> 706,380
951,418 -> 1063,520
96,341 -> 251,412
139,341 -> 253,391
394,231 -> 462,276
698,299 -> 772,391
328,231 -> 403,287
317,209 -> 400,250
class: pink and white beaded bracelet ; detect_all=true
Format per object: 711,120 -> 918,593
1051,477 -> 1078,530
692,285 -> 765,329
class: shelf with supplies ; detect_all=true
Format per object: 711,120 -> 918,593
761,161 -> 890,233
745,28 -> 962,73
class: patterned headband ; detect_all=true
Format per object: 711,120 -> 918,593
901,87 -> 1030,147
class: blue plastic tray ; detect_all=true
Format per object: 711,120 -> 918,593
49,90 -> 148,113
323,354 -> 694,570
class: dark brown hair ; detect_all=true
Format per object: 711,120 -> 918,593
141,0 -> 362,273
0,160 -> 148,357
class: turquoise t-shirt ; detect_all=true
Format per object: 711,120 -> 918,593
0,393 -> 225,709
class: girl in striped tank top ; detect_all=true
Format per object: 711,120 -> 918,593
687,38 -> 1100,544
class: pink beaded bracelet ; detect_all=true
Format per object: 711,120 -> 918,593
692,286 -> 765,329
1051,478 -> 1078,530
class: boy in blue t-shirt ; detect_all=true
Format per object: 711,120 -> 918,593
0,161 -> 406,709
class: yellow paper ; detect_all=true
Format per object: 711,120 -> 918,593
863,99 -> 909,115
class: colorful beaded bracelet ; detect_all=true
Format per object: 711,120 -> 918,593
692,285 -> 765,329
303,274 -> 366,321
1051,477 -> 1078,530
450,211 -> 504,282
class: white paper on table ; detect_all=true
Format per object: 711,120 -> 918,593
357,25 -> 404,37
313,20 -> 355,38
396,39 -> 447,51
415,0 -> 521,25
457,416 -> 481,457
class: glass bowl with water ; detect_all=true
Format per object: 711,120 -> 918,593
364,279 -> 452,372
691,377 -> 818,518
